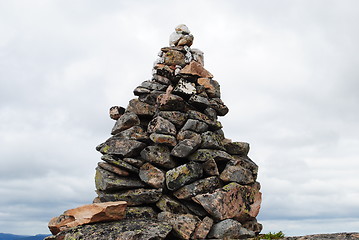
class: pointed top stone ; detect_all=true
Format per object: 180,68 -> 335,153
169,24 -> 194,47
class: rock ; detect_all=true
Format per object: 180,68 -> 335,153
99,139 -> 146,158
156,195 -> 190,214
175,24 -> 190,34
169,24 -> 194,47
232,155 -> 259,179
48,201 -> 127,235
95,167 -> 145,191
158,111 -> 188,128
224,141 -> 250,156
187,110 -> 214,126
163,49 -> 186,66
181,200 -> 208,217
180,61 -> 213,78
173,79 -> 197,96
133,86 -> 151,96
140,145 -> 177,169
165,162 -> 203,191
109,106 -> 125,120
51,219 -> 172,240
191,48 -> 204,66
157,93 -> 186,111
220,160 -> 255,184
191,216 -> 213,239
176,130 -> 200,141
158,212 -> 199,240
141,80 -> 168,91
127,98 -> 156,116
150,133 -> 177,147
188,94 -> 210,109
181,119 -> 208,133
112,126 -> 148,141
125,206 -> 158,219
193,182 -> 261,221
153,64 -> 174,79
153,74 -> 171,85
101,154 -> 139,173
200,131 -> 224,150
147,116 -> 177,135
207,219 -> 255,239
202,159 -> 219,176
242,219 -> 263,235
235,182 -> 262,223
283,233 -> 359,240
122,157 -> 145,168
111,112 -> 140,135
209,98 -> 229,116
189,149 -> 233,162
98,162 -> 130,177
173,176 -> 221,199
139,163 -> 165,188
139,90 -> 165,105
97,188 -> 162,206
197,78 -> 221,98
204,107 -> 217,120
171,137 -> 201,158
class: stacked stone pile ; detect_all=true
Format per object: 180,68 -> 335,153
47,24 -> 262,240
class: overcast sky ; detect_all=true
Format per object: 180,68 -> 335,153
1,0 -> 359,236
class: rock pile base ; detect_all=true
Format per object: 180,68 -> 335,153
47,24 -> 263,240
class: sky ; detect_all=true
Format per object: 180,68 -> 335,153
0,0 -> 359,236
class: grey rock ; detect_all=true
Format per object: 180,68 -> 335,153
173,79 -> 196,96
111,112 -> 140,135
200,131 -> 224,150
125,206 -> 158,219
207,219 -> 255,239
127,98 -> 156,116
176,130 -> 200,141
109,106 -> 125,120
202,159 -> 219,176
171,138 -> 201,158
99,139 -> 146,158
158,212 -> 199,240
181,119 -> 208,133
192,216 -> 213,240
204,107 -> 217,120
166,162 -> 203,191
197,78 -> 221,98
97,162 -> 129,177
133,86 -> 151,96
209,98 -> 229,116
173,176 -> 221,199
220,160 -> 255,184
138,90 -> 165,105
153,74 -> 171,85
101,154 -> 139,173
149,133 -> 177,147
158,111 -> 188,128
156,195 -> 190,214
224,141 -> 250,156
141,80 -> 168,91
189,149 -> 233,162
147,116 -> 177,135
140,145 -> 177,169
112,126 -> 148,142
188,94 -> 210,109
139,163 -> 165,188
97,188 -> 162,206
122,157 -> 145,168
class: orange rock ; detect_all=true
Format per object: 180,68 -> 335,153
180,61 -> 213,78
48,201 -> 127,235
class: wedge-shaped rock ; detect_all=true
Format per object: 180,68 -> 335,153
95,167 -> 145,191
112,126 -> 148,141
173,176 -> 221,200
98,162 -> 129,177
207,219 -> 255,239
139,163 -> 165,188
189,149 -> 233,162
232,155 -> 259,179
100,139 -> 146,158
234,182 -> 262,223
127,98 -> 156,116
157,93 -> 186,111
158,111 -> 188,128
202,159 -> 219,176
156,195 -> 190,214
188,95 -> 210,109
158,212 -> 200,240
148,116 -> 177,135
173,79 -> 196,96
111,112 -> 140,135
52,219 -> 172,240
181,119 -> 208,133
171,138 -> 201,158
125,206 -> 158,219
209,98 -> 229,116
192,216 -> 213,240
150,133 -> 177,147
179,61 -> 213,78
101,154 -> 139,173
48,201 -> 127,235
197,78 -> 221,98
141,80 -> 168,91
192,182 -> 261,221
140,145 -> 177,169
122,157 -> 145,168
200,131 -> 224,150
220,160 -> 255,184
139,90 -> 165,105
97,188 -> 162,206
224,141 -> 250,156
166,162 -> 203,191
163,49 -> 186,66
176,130 -> 200,141
154,64 -> 174,79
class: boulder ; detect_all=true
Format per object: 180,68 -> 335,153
147,116 -> 177,135
158,212 -> 200,240
97,188 -> 162,206
173,176 -> 221,200
111,112 -> 140,135
180,61 -> 213,78
139,163 -> 165,189
99,139 -> 146,158
127,98 -> 156,116
191,216 -> 213,239
140,145 -> 177,169
109,106 -> 125,120
207,219 -> 255,239
156,195 -> 190,214
166,162 -> 203,191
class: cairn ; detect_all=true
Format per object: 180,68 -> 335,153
47,24 -> 262,240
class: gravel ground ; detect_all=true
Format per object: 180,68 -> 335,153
282,232 -> 359,240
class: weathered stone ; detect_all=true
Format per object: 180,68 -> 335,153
111,112 -> 140,135
140,145 -> 177,169
191,216 -> 213,240
109,106 -> 125,120
202,159 -> 219,176
157,93 -> 186,111
224,141 -> 250,156
207,219 -> 255,239
158,111 -> 188,128
141,80 -> 168,91
180,61 -> 213,78
166,162 -> 203,191
138,90 -> 165,105
97,188 -> 162,206
122,157 -> 144,168
163,49 -> 186,66
191,48 -> 204,66
158,212 -> 199,240
177,34 -> 194,47
204,107 -> 217,120
153,74 -> 171,85
48,201 -> 127,235
235,182 -> 262,223
51,219 -> 172,240
189,149 -> 233,162
232,155 -> 259,179
173,79 -> 196,96
181,119 -> 208,133
176,130 -> 200,141
99,139 -> 146,158
101,155 -> 139,173
156,195 -> 190,214
193,182 -> 261,221
95,167 -> 145,191
127,98 -> 156,116
154,64 -> 174,79
181,200 -> 208,217
139,163 -> 165,188
150,133 -> 177,147
147,116 -> 177,135
112,126 -> 148,142
200,131 -> 224,150
187,110 -> 213,126
242,219 -> 263,235
133,86 -> 151,96
220,160 -> 255,184
173,176 -> 221,199
125,206 -> 157,219
197,78 -> 221,98
209,98 -> 229,116
171,137 -> 201,158
98,162 -> 129,177
188,95 -> 210,109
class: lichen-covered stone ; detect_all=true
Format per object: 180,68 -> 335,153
150,133 -> 177,147
197,78 -> 221,98
191,216 -> 213,239
181,119 -> 208,133
138,90 -> 165,105
101,155 -> 139,173
220,160 -> 255,184
133,86 -> 151,96
140,145 -> 177,169
180,61 -> 213,78
109,106 -> 125,120
154,64 -> 174,79
189,149 -> 233,162
232,155 -> 259,180
139,163 -> 165,189
112,126 -> 148,141
111,112 -> 140,135
122,157 -> 145,168
156,195 -> 190,214
158,111 -> 188,128
207,219 -> 255,239
127,98 -> 156,116
224,141 -> 250,156
173,176 -> 221,200
173,79 -> 196,96
147,116 -> 177,135
209,97 -> 229,116
125,206 -> 158,219
157,93 -> 186,111
99,139 -> 146,158
141,80 -> 168,91
165,162 -> 203,191
97,188 -> 162,206
158,212 -> 200,240
163,49 -> 186,66
188,95 -> 210,109
200,131 -> 224,150
202,159 -> 219,176
171,138 -> 201,158
98,162 -> 129,177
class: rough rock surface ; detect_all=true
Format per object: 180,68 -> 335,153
282,233 -> 359,240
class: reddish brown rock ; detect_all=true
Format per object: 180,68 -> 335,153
220,160 -> 255,185
156,195 -> 190,214
127,98 -> 156,116
112,126 -> 148,141
202,159 -> 219,176
150,133 -> 177,147
48,201 -> 127,235
139,163 -> 165,188
191,216 -> 213,239
101,154 -> 139,173
173,176 -> 221,200
111,112 -> 140,135
158,111 -> 188,128
163,49 -> 186,66
157,93 -> 186,111
98,162 -> 129,177
99,139 -> 146,158
197,78 -> 221,98
147,116 -> 177,136
158,212 -> 200,240
180,61 -> 213,78
154,64 -> 174,79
